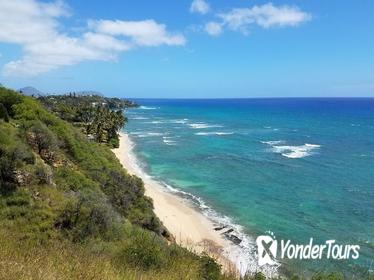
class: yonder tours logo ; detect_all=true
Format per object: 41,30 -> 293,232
256,233 -> 360,266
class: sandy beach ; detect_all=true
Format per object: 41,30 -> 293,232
112,132 -> 236,271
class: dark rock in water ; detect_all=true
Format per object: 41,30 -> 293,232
222,228 -> 242,245
227,234 -> 242,245
223,228 -> 234,235
214,225 -> 227,231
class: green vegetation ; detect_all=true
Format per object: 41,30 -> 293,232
0,87 -> 372,280
0,87 -> 232,280
38,94 -> 137,148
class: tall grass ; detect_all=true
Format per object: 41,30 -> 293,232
0,230 -> 239,280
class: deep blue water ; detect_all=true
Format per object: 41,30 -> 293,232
123,98 -> 374,277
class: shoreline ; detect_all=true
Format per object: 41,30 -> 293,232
112,132 -> 237,273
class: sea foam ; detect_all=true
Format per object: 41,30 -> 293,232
195,132 -> 234,136
132,116 -> 149,120
188,123 -> 223,129
162,136 -> 177,145
139,106 -> 157,110
262,141 -> 321,158
135,132 -> 164,137
260,140 -> 285,145
170,119 -> 189,124
160,181 -> 279,277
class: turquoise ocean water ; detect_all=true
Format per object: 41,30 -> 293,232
123,98 -> 373,277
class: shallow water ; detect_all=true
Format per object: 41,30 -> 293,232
124,98 -> 374,277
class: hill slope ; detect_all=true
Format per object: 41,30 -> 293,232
0,87 -> 236,280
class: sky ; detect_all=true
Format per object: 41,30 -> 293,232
0,0 -> 373,98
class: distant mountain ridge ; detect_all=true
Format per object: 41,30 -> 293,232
17,87 -> 104,97
18,86 -> 44,97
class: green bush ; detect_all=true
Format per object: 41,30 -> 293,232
27,121 -> 57,155
54,167 -> 95,192
0,147 -> 17,193
55,188 -> 123,242
11,142 -> 35,165
108,137 -> 120,148
199,253 -> 222,280
35,164 -> 53,185
119,229 -> 169,270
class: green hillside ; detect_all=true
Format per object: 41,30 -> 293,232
0,87 -> 235,280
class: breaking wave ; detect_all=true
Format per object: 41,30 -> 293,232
262,141 -> 321,158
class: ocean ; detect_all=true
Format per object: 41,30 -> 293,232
123,98 -> 374,278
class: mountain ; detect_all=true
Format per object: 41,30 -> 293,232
18,86 -> 44,97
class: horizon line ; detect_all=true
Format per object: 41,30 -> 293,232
120,96 -> 374,100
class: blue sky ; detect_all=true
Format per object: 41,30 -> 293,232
0,0 -> 373,98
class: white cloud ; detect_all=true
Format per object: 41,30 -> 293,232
204,22 -> 222,36
88,19 -> 186,47
190,0 -> 210,15
0,0 -> 186,77
218,3 -> 311,35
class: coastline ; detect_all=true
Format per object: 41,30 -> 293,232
112,132 -> 237,273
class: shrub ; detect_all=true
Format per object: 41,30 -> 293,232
54,167 -> 94,192
28,121 -> 57,154
11,143 -> 35,165
108,137 -> 119,148
0,147 -> 17,193
35,164 -> 53,185
199,253 -> 221,280
119,230 -> 168,270
55,189 -> 123,242
0,103 -> 9,122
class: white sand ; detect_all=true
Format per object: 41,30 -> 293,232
112,132 -> 235,271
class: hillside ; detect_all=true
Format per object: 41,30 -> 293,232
0,87 -> 238,280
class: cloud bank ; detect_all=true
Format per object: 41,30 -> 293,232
0,0 -> 186,77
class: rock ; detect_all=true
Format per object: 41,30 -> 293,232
13,170 -> 32,186
226,234 -> 242,245
214,225 -> 227,231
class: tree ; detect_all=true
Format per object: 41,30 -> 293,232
107,110 -> 126,141
0,87 -> 23,117
77,106 -> 95,135
28,121 -> 57,156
